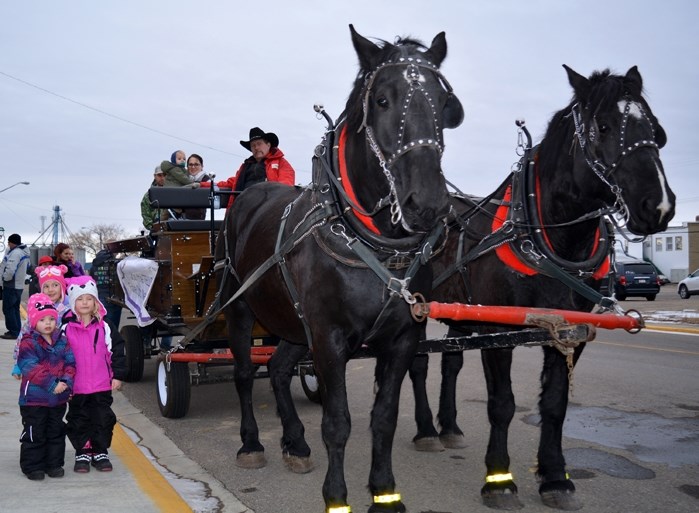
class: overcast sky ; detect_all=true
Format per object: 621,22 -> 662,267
1,1 -> 697,250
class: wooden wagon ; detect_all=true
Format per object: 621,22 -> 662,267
106,186 -> 318,418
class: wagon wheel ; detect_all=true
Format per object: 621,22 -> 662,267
120,325 -> 145,383
299,364 -> 321,404
156,360 -> 191,418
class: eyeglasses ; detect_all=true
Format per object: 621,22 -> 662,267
188,163 -> 201,167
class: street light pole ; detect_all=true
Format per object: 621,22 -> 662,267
0,181 -> 30,194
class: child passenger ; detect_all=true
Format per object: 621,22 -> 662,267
12,265 -> 70,379
160,149 -> 192,187
63,276 -> 126,473
17,293 -> 76,480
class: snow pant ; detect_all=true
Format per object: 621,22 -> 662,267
19,404 -> 67,474
66,391 -> 116,456
2,287 -> 23,337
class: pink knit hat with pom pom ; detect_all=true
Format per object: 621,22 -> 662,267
36,264 -> 68,293
27,293 -> 59,329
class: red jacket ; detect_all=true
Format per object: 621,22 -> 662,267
202,148 -> 295,208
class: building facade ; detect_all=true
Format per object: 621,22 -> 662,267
640,221 -> 699,282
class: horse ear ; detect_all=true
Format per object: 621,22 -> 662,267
350,24 -> 381,71
624,65 -> 643,96
427,32 -> 447,66
563,64 -> 590,101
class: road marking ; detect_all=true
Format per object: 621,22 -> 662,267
112,423 -> 193,512
596,340 -> 699,356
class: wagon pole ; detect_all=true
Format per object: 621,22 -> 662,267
412,301 -> 644,332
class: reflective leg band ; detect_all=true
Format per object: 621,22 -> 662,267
327,506 -> 351,513
373,493 -> 401,504
485,473 -> 513,483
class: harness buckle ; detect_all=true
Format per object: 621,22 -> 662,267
520,239 -> 543,262
387,277 -> 416,304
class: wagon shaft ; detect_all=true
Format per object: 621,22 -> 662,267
413,301 -> 644,332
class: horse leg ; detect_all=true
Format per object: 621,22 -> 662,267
536,344 -> 585,511
268,340 -> 314,474
480,347 -> 523,510
367,345 -> 414,513
225,299 -> 266,468
437,350 -> 467,448
314,343 -> 353,512
407,354 -> 443,452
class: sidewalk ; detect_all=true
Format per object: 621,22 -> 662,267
0,335 -> 252,513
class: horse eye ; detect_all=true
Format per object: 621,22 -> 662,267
376,97 -> 389,109
598,124 -> 608,134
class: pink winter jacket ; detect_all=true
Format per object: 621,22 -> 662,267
62,315 -> 123,395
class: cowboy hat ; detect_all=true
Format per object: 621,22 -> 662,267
240,127 -> 279,151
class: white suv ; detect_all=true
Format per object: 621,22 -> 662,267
677,269 -> 699,299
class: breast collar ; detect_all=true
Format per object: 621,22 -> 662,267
490,155 -> 610,280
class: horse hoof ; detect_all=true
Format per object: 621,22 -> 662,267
235,451 -> 267,469
440,433 -> 467,449
540,490 -> 582,511
282,453 -> 314,474
413,436 -> 445,452
482,488 -> 524,510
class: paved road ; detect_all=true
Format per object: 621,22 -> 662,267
119,286 -> 699,513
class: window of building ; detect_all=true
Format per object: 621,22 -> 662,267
655,238 -> 663,252
666,237 -> 673,251
675,236 -> 683,251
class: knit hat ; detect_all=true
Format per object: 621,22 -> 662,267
27,293 -> 58,329
66,276 -> 107,318
8,233 -> 21,245
38,255 -> 54,265
36,264 -> 68,294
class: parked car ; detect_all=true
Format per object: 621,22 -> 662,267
677,269 -> 699,299
603,260 -> 661,301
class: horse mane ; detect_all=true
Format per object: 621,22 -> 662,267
343,36 -> 430,132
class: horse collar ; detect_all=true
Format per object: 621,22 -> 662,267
337,125 -> 381,235
492,153 -> 610,280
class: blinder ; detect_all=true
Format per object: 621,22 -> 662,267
443,92 -> 464,129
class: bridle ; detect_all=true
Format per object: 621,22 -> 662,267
357,53 -> 457,230
571,96 -> 660,227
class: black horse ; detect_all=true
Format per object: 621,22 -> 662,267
219,25 -> 463,513
409,65 -> 675,510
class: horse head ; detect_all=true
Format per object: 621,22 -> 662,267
342,25 -> 464,236
561,65 -> 675,235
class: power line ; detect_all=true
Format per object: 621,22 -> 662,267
0,70 -> 244,158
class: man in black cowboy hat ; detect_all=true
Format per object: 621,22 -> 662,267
202,127 -> 295,208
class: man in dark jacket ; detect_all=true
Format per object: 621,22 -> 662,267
90,246 -> 122,329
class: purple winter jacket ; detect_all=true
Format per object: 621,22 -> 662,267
18,330 -> 75,407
